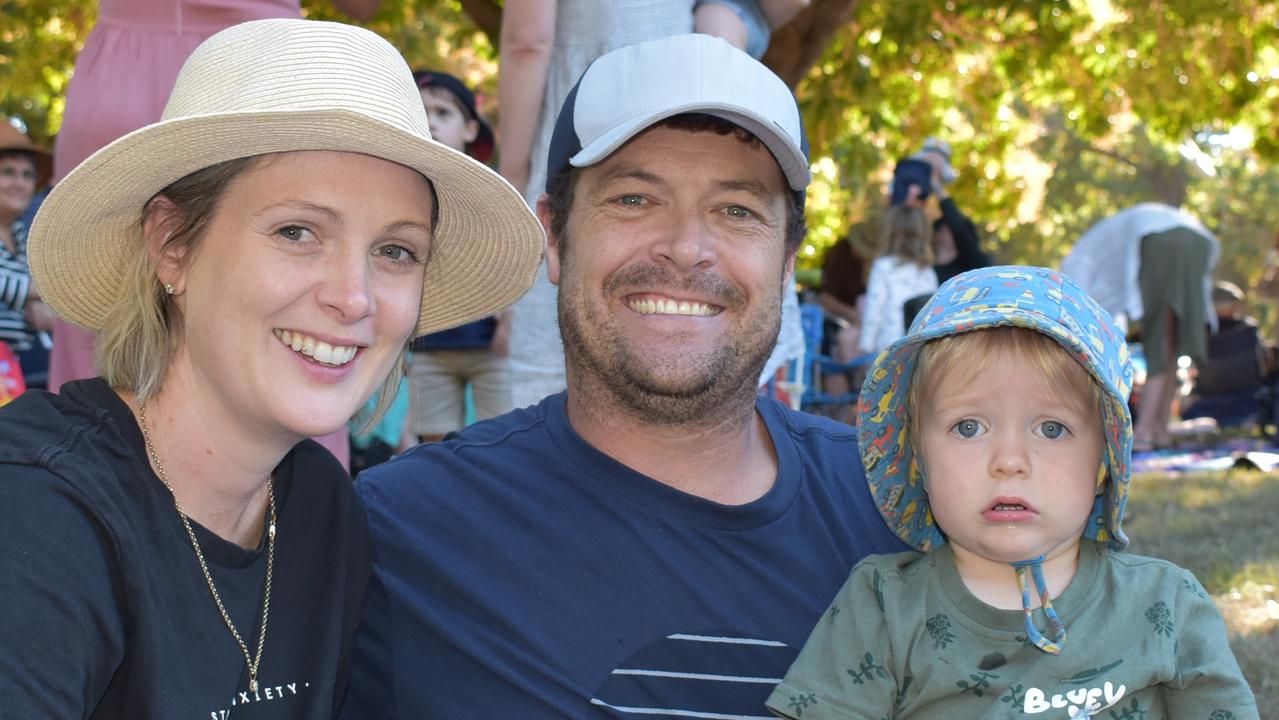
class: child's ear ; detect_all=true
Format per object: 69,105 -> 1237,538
464,118 -> 480,145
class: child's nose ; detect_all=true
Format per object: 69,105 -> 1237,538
989,434 -> 1031,478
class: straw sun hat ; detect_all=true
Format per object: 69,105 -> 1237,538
28,18 -> 544,338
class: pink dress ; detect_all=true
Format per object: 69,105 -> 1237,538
50,0 -> 351,467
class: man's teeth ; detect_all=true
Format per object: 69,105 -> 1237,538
274,329 -> 357,366
628,297 -> 718,316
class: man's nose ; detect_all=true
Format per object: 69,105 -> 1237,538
652,211 -> 717,272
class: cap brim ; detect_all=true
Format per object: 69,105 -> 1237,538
29,109 -> 544,338
568,103 -> 811,192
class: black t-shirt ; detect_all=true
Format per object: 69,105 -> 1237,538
0,379 -> 370,718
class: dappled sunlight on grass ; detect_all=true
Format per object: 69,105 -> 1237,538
1125,471 -> 1279,715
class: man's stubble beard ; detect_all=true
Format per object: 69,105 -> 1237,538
555,235 -> 782,428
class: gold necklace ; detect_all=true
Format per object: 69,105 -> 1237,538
138,405 -> 276,694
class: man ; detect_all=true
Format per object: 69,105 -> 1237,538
912,138 -> 989,285
342,34 -> 909,719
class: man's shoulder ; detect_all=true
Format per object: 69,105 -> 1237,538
356,397 -> 560,507
760,395 -> 859,446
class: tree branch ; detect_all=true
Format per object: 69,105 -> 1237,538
457,0 -> 502,43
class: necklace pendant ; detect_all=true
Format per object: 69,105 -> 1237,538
249,678 -> 258,693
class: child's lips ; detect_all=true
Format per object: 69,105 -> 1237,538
983,497 -> 1037,523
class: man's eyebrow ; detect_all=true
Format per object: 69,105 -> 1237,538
593,164 -> 665,188
716,178 -> 775,203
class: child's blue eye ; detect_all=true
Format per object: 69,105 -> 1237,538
952,419 -> 982,438
1039,421 -> 1068,439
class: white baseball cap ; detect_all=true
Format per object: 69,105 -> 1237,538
545,34 -> 811,197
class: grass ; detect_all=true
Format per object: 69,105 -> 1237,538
1124,470 -> 1279,717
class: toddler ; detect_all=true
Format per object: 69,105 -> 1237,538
768,266 -> 1257,719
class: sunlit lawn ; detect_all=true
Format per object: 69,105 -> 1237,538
1124,470 -> 1279,717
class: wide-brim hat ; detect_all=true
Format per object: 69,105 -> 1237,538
857,266 -> 1134,553
0,121 -> 53,188
28,18 -> 544,338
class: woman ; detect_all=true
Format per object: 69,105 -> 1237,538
0,122 -> 52,381
0,18 -> 543,718
47,0 -> 381,465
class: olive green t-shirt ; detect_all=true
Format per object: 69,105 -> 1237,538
767,542 -> 1258,719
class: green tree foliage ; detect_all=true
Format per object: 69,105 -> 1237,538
799,0 -> 1279,305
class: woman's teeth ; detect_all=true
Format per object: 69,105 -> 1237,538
274,329 -> 357,366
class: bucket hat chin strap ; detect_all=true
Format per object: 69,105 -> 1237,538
1011,556 -> 1066,654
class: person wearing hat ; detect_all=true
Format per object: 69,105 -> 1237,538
0,121 -> 53,360
0,18 -> 542,718
403,69 -> 514,444
342,34 -> 910,719
767,266 -> 1257,719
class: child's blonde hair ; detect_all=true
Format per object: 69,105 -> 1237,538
906,326 -> 1102,442
879,205 -> 934,267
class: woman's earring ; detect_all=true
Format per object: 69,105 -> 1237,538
163,283 -> 175,295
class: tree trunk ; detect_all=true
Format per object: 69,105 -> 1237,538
460,0 -> 858,89
457,0 -> 501,41
762,0 -> 857,87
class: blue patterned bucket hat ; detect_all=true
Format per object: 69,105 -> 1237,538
857,266 -> 1134,653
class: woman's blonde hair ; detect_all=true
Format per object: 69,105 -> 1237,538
879,205 -> 934,267
95,155 -> 406,426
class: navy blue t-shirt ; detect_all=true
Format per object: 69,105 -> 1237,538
342,393 -> 910,719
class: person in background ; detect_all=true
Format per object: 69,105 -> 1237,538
692,0 -> 809,59
1181,281 -> 1273,429
342,34 -> 909,718
406,70 -> 513,443
914,138 -> 990,285
769,266 -> 1257,719
0,19 -> 543,716
818,232 -> 868,395
1062,202 -> 1219,452
858,204 -> 937,355
0,122 -> 53,385
45,0 -> 380,466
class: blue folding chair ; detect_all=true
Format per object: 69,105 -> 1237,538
797,303 -> 876,420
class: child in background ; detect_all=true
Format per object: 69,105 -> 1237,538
858,204 -> 937,355
768,266 -> 1257,719
406,70 -> 513,443
693,0 -> 810,59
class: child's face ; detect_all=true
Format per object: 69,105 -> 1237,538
918,350 -> 1103,570
420,86 -> 479,154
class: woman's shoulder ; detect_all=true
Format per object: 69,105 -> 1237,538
0,381 -> 128,472
281,438 -> 363,516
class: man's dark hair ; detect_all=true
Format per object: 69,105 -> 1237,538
544,113 -> 806,258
